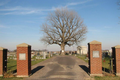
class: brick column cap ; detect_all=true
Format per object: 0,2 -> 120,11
0,47 -> 7,50
89,40 -> 101,44
112,45 -> 120,48
17,43 -> 31,47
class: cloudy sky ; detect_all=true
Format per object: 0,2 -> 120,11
0,0 -> 120,51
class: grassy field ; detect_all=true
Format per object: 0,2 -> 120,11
77,54 -> 88,63
94,76 -> 120,80
7,59 -> 17,73
102,56 -> 112,72
0,77 -> 23,80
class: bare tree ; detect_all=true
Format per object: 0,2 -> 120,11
41,8 -> 87,55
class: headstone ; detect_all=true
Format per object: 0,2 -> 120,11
51,53 -> 52,57
43,52 -> 46,59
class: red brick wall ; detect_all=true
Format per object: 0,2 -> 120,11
89,44 -> 102,74
116,48 -> 120,73
17,47 -> 31,76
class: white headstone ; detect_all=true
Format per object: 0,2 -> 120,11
43,52 -> 46,59
51,53 -> 52,57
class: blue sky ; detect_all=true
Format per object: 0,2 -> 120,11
0,0 -> 120,51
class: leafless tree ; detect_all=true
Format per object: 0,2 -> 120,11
41,8 -> 87,55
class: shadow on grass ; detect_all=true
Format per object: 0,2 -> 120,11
102,67 -> 110,73
79,65 -> 89,74
31,66 -> 44,74
7,69 -> 17,74
12,69 -> 17,73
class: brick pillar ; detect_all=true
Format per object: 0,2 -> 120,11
0,47 -> 7,76
88,40 -> 103,76
112,45 -> 120,76
17,43 -> 31,77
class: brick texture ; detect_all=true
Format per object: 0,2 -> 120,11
0,49 -> 7,75
88,43 -> 102,74
17,46 -> 31,76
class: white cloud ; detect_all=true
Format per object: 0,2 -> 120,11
0,0 -> 93,15
65,0 -> 92,7
0,6 -> 55,15
51,0 -> 95,10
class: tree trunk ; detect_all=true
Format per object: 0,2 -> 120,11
61,44 -> 65,55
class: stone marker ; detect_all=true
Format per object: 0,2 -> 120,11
43,52 -> 46,59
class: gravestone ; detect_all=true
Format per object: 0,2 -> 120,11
51,53 -> 52,57
43,52 -> 46,59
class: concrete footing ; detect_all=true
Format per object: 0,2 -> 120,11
90,74 -> 103,76
0,75 -> 3,76
17,75 -> 29,77
116,73 -> 120,76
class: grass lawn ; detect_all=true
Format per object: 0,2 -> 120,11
102,57 -> 112,71
77,54 -> 88,63
7,59 -> 17,73
0,77 -> 23,80
94,76 -> 120,80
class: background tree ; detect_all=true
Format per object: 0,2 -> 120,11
41,8 -> 87,55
